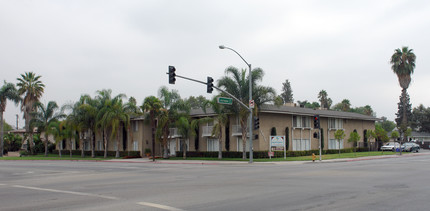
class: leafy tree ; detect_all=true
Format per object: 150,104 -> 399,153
78,94 -> 99,157
348,131 -> 361,155
48,120 -> 69,157
30,101 -> 65,156
0,81 -> 21,156
365,129 -> 376,152
274,96 -> 284,106
390,130 -> 399,141
280,79 -> 293,103
142,96 -> 162,161
17,72 -> 45,154
217,66 -> 276,159
377,117 -> 396,132
318,90 -> 332,109
297,100 -> 319,109
411,104 -> 430,133
374,124 -> 389,150
333,99 -> 351,112
334,129 -> 345,156
185,95 -> 207,109
390,46 -> 416,142
3,133 -> 22,152
123,96 -> 140,155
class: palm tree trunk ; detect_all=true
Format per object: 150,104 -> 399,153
241,120 -> 247,160
0,112 -> 4,157
183,140 -> 187,159
127,125 -> 132,156
44,133 -> 49,157
80,132 -> 84,157
218,127 -> 223,160
69,139 -> 72,157
91,130 -> 95,158
104,129 -> 108,158
115,133 -> 120,158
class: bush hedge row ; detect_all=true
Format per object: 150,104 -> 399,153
176,147 -> 370,159
51,150 -> 141,157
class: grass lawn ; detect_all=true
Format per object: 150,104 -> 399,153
0,154 -> 114,161
166,151 -> 405,162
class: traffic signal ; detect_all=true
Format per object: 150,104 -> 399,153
207,77 -> 214,93
313,115 -> 320,129
254,116 -> 260,130
168,66 -> 176,84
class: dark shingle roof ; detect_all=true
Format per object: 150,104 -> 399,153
190,104 -> 379,121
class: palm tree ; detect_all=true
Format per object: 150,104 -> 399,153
17,72 -> 45,154
318,90 -> 332,109
99,97 -> 129,158
78,94 -> 99,158
390,46 -> 416,142
203,96 -> 229,159
48,120 -> 70,157
217,66 -> 276,159
65,97 -> 89,157
123,97 -> 140,155
30,101 -> 65,156
142,96 -> 162,161
96,89 -> 126,158
0,81 -> 21,157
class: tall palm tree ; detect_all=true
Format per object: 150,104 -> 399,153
390,46 -> 416,142
65,97 -> 89,157
123,97 -> 140,155
217,66 -> 276,159
79,94 -> 99,158
30,101 -> 65,156
318,90 -> 332,109
99,97 -> 129,158
203,96 -> 229,159
0,81 -> 21,157
142,96 -> 162,161
17,72 -> 45,154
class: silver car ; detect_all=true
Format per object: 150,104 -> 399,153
381,142 -> 400,151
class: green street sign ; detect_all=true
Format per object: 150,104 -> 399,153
217,97 -> 233,105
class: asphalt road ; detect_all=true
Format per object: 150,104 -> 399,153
1,154 -> 430,211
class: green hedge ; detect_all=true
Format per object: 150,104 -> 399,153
176,148 -> 363,159
51,150 -> 141,157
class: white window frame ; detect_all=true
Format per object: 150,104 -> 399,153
237,137 -> 250,152
329,139 -> 344,149
133,140 -> 138,151
133,121 -> 139,132
328,118 -> 343,129
97,140 -> 103,150
293,116 -> 311,128
292,139 -> 310,151
207,138 -> 219,152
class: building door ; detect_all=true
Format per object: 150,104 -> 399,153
169,139 -> 176,156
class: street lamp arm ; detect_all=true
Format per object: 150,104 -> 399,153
219,45 -> 251,68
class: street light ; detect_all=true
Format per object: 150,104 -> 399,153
219,45 -> 254,163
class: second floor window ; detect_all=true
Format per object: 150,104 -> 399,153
293,116 -> 311,128
328,118 -> 343,129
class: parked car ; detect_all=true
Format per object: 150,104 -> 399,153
401,142 -> 420,152
381,142 -> 400,151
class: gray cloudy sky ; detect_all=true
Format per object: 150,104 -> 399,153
2,0 -> 430,127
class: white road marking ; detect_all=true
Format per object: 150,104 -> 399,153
137,202 -> 186,211
12,185 -> 118,200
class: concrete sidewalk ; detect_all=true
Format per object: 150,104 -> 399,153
104,150 -> 430,165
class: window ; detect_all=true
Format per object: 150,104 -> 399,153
328,118 -> 343,129
97,140 -> 103,150
113,141 -> 118,151
207,138 -> 219,152
237,137 -> 250,152
329,139 -> 343,149
292,139 -> 310,151
133,141 -> 138,151
84,141 -> 90,151
293,116 -> 311,128
133,121 -> 139,132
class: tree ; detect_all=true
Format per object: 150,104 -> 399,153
202,96 -> 229,159
142,96 -> 162,161
365,129 -> 376,152
347,131 -> 361,156
30,101 -> 65,156
390,46 -> 416,142
395,92 -> 412,140
318,90 -> 332,109
78,94 -> 99,158
374,124 -> 389,150
48,121 -> 68,157
334,129 -> 345,156
217,66 -> 276,159
280,79 -> 293,103
333,99 -> 351,112
123,97 -> 140,155
411,104 -> 430,133
377,117 -> 396,132
17,72 -> 45,154
99,96 -> 129,158
391,131 -> 399,142
0,81 -> 21,156
185,95 -> 207,109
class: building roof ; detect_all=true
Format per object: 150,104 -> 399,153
190,104 -> 379,121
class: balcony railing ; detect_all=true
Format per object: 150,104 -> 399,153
169,128 -> 182,138
202,126 -> 214,137
232,125 -> 242,136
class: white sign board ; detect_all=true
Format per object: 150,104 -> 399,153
269,136 -> 286,159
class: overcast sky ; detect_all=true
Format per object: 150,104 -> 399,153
2,0 -> 430,128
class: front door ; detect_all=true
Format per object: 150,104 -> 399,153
169,140 -> 176,156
